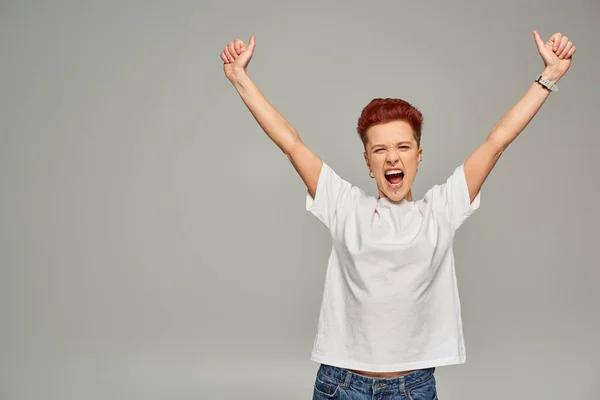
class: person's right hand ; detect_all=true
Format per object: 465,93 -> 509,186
220,34 -> 256,81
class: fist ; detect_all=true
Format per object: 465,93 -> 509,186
532,30 -> 576,79
220,35 -> 256,80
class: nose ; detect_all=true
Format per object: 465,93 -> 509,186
386,149 -> 400,164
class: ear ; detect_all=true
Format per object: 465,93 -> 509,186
417,146 -> 423,162
363,150 -> 370,169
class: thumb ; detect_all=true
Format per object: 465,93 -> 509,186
247,34 -> 256,51
532,30 -> 545,51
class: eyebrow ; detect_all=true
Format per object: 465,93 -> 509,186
371,141 -> 413,148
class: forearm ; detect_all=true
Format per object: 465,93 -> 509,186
229,70 -> 302,154
487,67 -> 562,150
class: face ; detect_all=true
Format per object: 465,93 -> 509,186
363,120 -> 422,202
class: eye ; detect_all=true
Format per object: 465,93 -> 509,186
374,148 -> 384,153
400,146 -> 409,149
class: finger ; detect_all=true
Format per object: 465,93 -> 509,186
233,38 -> 244,54
559,42 -> 572,58
223,46 -> 235,62
228,42 -> 237,59
220,52 -> 228,63
556,36 -> 569,55
549,33 -> 562,51
566,45 -> 576,58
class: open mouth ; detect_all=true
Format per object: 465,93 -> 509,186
384,170 -> 404,186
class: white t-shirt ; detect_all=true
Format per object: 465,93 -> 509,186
305,161 -> 481,372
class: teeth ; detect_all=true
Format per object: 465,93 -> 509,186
385,170 -> 403,175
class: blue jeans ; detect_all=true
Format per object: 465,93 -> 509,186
312,363 -> 438,400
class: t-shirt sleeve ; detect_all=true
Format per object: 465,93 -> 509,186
305,161 -> 355,230
434,163 -> 481,231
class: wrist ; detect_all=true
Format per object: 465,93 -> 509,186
228,68 -> 249,83
542,67 -> 563,83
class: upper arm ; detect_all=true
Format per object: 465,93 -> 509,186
286,141 -> 355,230
431,141 -> 500,231
285,140 -> 323,199
463,139 -> 504,203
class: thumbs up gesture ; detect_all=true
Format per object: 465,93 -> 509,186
220,34 -> 256,81
532,31 -> 576,81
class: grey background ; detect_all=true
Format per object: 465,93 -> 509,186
1,0 -> 599,399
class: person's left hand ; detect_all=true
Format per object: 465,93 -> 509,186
532,31 -> 576,81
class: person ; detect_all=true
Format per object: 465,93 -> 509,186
219,31 -> 576,400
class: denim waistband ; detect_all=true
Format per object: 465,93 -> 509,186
318,363 -> 435,393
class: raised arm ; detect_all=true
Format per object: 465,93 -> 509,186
220,35 -> 322,198
463,31 -> 576,203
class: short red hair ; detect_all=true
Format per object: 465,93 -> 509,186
356,98 -> 423,148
